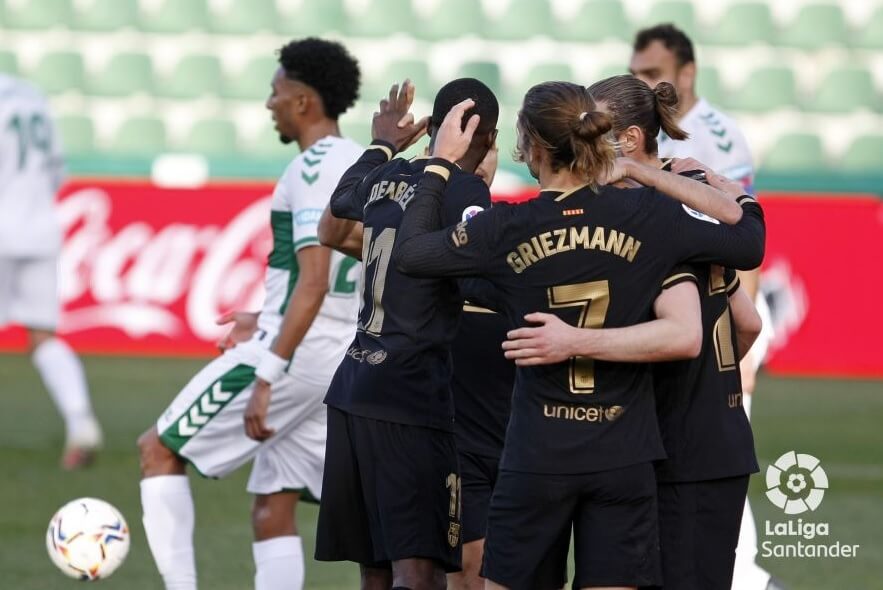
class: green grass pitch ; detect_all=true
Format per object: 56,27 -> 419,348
1,354 -> 880,588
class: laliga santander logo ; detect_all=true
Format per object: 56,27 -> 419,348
765,451 -> 828,515
56,187 -> 270,341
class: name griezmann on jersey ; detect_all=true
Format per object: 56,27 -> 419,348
505,226 -> 643,273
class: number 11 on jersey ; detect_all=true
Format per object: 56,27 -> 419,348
358,227 -> 396,335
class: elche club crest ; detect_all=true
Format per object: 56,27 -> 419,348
765,451 -> 828,514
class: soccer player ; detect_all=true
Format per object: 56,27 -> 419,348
503,74 -> 764,589
314,78 -> 498,590
448,142 -> 517,590
0,73 -> 102,470
393,83 -> 765,590
630,25 -> 779,590
136,38 -> 362,590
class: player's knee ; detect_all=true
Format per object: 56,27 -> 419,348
26,329 -> 54,354
458,540 -> 484,589
137,428 -> 180,477
251,494 -> 296,540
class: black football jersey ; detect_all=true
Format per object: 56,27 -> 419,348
323,144 -> 491,431
451,304 -> 515,458
394,158 -> 765,474
653,265 -> 759,482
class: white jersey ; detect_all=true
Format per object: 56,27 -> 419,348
258,135 -> 363,385
0,74 -> 65,256
659,97 -> 755,193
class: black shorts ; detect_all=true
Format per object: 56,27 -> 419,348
482,462 -> 661,590
315,407 -> 461,572
643,475 -> 749,590
459,451 -> 500,544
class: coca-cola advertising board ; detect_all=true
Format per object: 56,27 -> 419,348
0,180 -> 272,356
0,180 -> 880,378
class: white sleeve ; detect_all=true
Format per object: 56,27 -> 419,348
288,160 -> 330,252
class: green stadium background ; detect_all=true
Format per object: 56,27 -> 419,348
1,0 -> 882,188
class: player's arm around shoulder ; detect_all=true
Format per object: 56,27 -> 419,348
502,277 -> 702,366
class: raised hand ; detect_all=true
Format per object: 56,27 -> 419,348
371,79 -> 430,153
430,98 -> 481,163
216,311 -> 259,351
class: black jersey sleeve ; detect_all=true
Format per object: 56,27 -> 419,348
662,193 -> 766,270
661,264 -> 700,291
329,141 -> 395,221
459,277 -> 505,312
394,158 -> 505,278
724,267 -> 741,296
441,171 -> 492,224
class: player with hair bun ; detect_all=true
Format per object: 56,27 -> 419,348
503,73 -> 764,589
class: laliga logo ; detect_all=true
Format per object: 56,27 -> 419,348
765,451 -> 828,514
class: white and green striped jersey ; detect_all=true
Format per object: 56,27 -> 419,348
258,135 -> 363,377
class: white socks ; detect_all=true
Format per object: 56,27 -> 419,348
32,337 -> 100,447
141,475 -> 198,590
253,536 -> 304,590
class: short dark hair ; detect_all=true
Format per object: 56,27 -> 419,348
633,23 -> 695,66
277,38 -> 360,119
431,78 -> 499,135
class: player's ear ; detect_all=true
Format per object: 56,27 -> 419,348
621,126 -> 642,155
487,129 -> 498,149
679,62 -> 697,92
296,87 -> 312,115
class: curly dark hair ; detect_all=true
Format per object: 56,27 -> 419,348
277,38 -> 360,119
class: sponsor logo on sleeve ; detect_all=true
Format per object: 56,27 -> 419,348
294,208 -> 323,226
682,204 -> 721,225
461,205 -> 484,222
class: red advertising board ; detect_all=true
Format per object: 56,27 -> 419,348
0,180 -> 881,377
0,180 -> 274,356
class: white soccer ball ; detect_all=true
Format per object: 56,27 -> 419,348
46,497 -> 130,580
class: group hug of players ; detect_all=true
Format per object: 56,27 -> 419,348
136,29 -> 766,590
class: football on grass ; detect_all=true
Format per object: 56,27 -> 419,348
46,497 -> 130,580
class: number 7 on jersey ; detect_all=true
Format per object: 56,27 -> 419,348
547,280 -> 610,394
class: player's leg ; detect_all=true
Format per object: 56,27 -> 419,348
733,296 -> 777,590
138,341 -> 261,590
693,476 -> 750,589
481,470 -> 572,590
450,540 -> 484,590
251,491 -> 302,590
449,452 -> 497,590
28,327 -> 102,468
315,408 -> 381,567
361,564 -> 393,589
572,462 -> 660,590
247,384 -> 328,590
138,428 -> 194,590
651,480 -> 700,590
13,256 -> 101,468
391,557 -> 447,589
